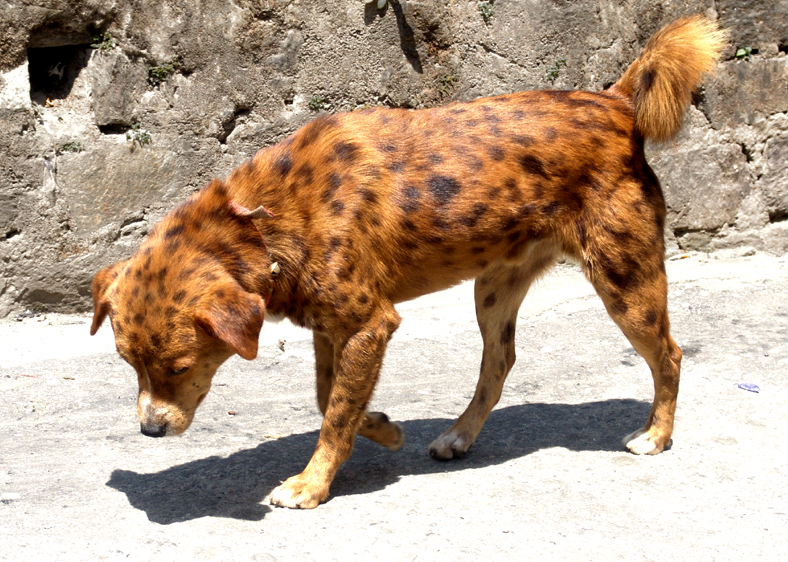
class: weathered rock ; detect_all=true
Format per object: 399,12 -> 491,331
700,57 -> 788,129
0,1 -> 787,317
717,0 -> 788,49
758,134 -> 788,220
648,108 -> 753,250
89,51 -> 147,128
55,142 -> 184,236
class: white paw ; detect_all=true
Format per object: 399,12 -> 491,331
623,429 -> 669,455
268,476 -> 326,509
429,429 -> 472,460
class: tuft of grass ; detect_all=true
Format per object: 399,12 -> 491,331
125,124 -> 151,145
148,62 -> 176,83
546,58 -> 567,83
735,47 -> 752,61
57,142 -> 84,154
308,95 -> 325,111
91,32 -> 116,52
440,74 -> 457,94
478,1 -> 494,23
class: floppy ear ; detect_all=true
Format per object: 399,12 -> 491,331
194,284 -> 266,360
90,261 -> 126,335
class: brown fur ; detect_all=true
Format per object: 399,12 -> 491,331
91,16 -> 726,508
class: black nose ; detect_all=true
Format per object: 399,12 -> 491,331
140,422 -> 167,438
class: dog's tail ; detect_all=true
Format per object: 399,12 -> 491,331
612,15 -> 727,142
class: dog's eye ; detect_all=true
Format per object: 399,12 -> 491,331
169,366 -> 189,376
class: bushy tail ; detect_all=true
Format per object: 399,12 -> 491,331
613,15 -> 728,142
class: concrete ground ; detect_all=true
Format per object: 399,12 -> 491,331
1,251 -> 786,561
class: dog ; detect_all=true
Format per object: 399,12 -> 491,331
91,16 -> 726,508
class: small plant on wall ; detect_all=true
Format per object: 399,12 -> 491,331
91,32 -> 116,52
126,124 -> 152,146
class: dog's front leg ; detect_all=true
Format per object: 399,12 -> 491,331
269,307 -> 401,509
314,330 -> 405,451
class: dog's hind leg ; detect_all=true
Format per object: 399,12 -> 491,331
314,330 -> 405,452
429,249 -> 556,460
585,209 -> 682,455
591,260 -> 682,455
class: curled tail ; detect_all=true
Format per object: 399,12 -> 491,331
613,15 -> 728,142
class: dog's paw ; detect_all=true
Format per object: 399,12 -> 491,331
428,429 -> 473,460
623,428 -> 672,455
269,474 -> 329,509
360,412 -> 405,451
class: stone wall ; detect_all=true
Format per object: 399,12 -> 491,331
0,0 -> 786,317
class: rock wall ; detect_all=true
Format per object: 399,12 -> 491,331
0,0 -> 786,317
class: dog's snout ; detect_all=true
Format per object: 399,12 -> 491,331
140,422 -> 167,438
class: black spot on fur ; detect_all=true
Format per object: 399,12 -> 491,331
334,142 -> 360,162
400,186 -> 421,214
610,300 -> 628,316
165,224 -> 184,240
518,155 -> 548,178
501,321 -> 515,345
428,153 -> 443,165
331,200 -> 345,215
483,293 -> 497,308
402,219 -> 417,231
468,156 -> 484,172
543,201 -> 560,215
433,216 -> 451,230
296,164 -> 314,185
360,188 -> 378,205
419,234 -> 445,245
511,134 -> 535,147
298,116 -> 337,149
644,310 -> 658,326
388,161 -> 406,173
275,153 -> 293,177
559,95 -> 607,110
488,146 -> 505,161
604,225 -> 633,243
428,175 -> 462,204
323,174 -> 342,203
459,203 -> 488,227
600,255 -> 643,291
640,68 -> 656,93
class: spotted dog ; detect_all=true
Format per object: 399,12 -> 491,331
91,17 -> 727,508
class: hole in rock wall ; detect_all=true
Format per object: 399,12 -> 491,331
27,44 -> 91,105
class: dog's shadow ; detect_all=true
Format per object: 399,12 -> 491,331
106,399 -> 648,523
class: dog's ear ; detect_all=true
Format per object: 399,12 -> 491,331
90,261 -> 126,335
194,284 -> 266,360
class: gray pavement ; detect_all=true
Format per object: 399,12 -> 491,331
1,252 -> 787,561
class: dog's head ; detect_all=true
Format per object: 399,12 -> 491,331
90,181 -> 275,437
